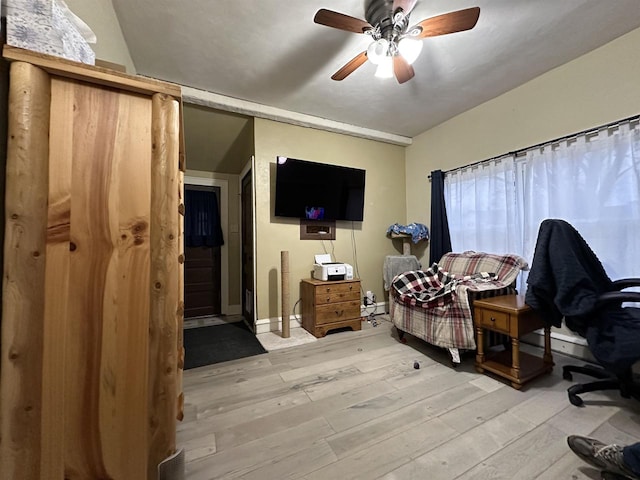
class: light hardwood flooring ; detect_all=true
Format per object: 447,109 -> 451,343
178,316 -> 640,479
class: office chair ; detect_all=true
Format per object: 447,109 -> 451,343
525,219 -> 640,406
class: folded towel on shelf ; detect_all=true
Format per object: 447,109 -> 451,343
383,255 -> 421,290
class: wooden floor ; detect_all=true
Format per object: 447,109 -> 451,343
178,316 -> 640,480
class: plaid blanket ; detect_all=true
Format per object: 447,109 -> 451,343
392,265 -> 498,309
439,251 -> 527,286
390,252 -> 527,350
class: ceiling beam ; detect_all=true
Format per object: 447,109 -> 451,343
181,86 -> 412,147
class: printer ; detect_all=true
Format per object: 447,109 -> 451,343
312,254 -> 353,281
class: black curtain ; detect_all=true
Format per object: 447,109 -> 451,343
429,169 -> 451,264
185,189 -> 224,247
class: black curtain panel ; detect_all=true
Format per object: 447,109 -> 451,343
429,170 -> 452,264
185,189 -> 224,247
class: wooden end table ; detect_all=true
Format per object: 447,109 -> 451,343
473,294 -> 553,389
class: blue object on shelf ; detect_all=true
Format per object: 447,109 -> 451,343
386,223 -> 430,244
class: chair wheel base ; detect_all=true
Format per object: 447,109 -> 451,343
569,393 -> 584,407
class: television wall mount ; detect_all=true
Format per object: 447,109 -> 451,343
300,219 -> 336,240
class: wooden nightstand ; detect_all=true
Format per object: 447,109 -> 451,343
474,295 -> 553,389
301,278 -> 362,337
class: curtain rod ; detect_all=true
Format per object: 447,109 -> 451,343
427,113 -> 640,180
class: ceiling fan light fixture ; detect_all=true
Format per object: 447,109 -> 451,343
367,38 -> 389,65
398,37 -> 423,64
315,5 -> 480,82
374,55 -> 394,78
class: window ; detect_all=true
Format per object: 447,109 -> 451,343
444,119 -> 640,287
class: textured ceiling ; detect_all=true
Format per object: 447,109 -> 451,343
113,0 -> 640,139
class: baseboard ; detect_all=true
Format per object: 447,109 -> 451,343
255,316 -> 302,334
256,308 -> 594,363
521,329 -> 595,362
255,302 -> 388,334
361,301 -> 387,317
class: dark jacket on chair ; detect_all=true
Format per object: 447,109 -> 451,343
525,219 -> 640,376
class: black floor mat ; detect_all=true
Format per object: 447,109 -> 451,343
183,322 -> 267,369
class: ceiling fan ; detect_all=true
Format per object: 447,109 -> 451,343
314,0 -> 480,84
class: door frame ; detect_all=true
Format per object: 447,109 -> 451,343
184,172 -> 229,315
239,157 -> 257,329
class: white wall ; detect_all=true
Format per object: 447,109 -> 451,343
64,0 -> 136,73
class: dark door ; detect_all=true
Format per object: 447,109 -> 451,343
184,186 -> 222,318
241,171 -> 255,329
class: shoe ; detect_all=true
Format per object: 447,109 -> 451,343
567,436 -> 640,480
602,471 -> 631,480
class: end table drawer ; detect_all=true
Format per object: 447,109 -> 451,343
315,301 -> 360,325
479,309 -> 510,333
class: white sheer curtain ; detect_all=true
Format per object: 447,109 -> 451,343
443,118 -> 640,288
444,154 -> 522,255
521,121 -> 640,279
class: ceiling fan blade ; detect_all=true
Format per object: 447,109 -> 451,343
411,7 -> 480,39
393,55 -> 415,84
392,0 -> 418,15
314,9 -> 373,34
331,51 -> 368,81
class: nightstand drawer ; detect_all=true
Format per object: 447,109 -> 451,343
315,300 -> 360,325
315,282 -> 359,305
479,309 -> 510,333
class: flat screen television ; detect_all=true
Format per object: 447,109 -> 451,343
274,156 -> 366,221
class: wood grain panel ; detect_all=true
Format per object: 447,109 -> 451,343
112,90 -> 152,479
177,320 -> 639,480
178,99 -> 186,173
60,80 -> 153,479
0,60 -> 50,480
41,76 -> 73,480
4,45 -> 181,98
1,52 -> 183,480
64,79 -> 119,479
148,93 -> 180,477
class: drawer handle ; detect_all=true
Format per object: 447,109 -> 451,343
326,297 -> 331,302
490,317 -> 496,322
335,310 -> 344,317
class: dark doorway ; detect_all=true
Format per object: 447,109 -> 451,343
184,185 -> 223,319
